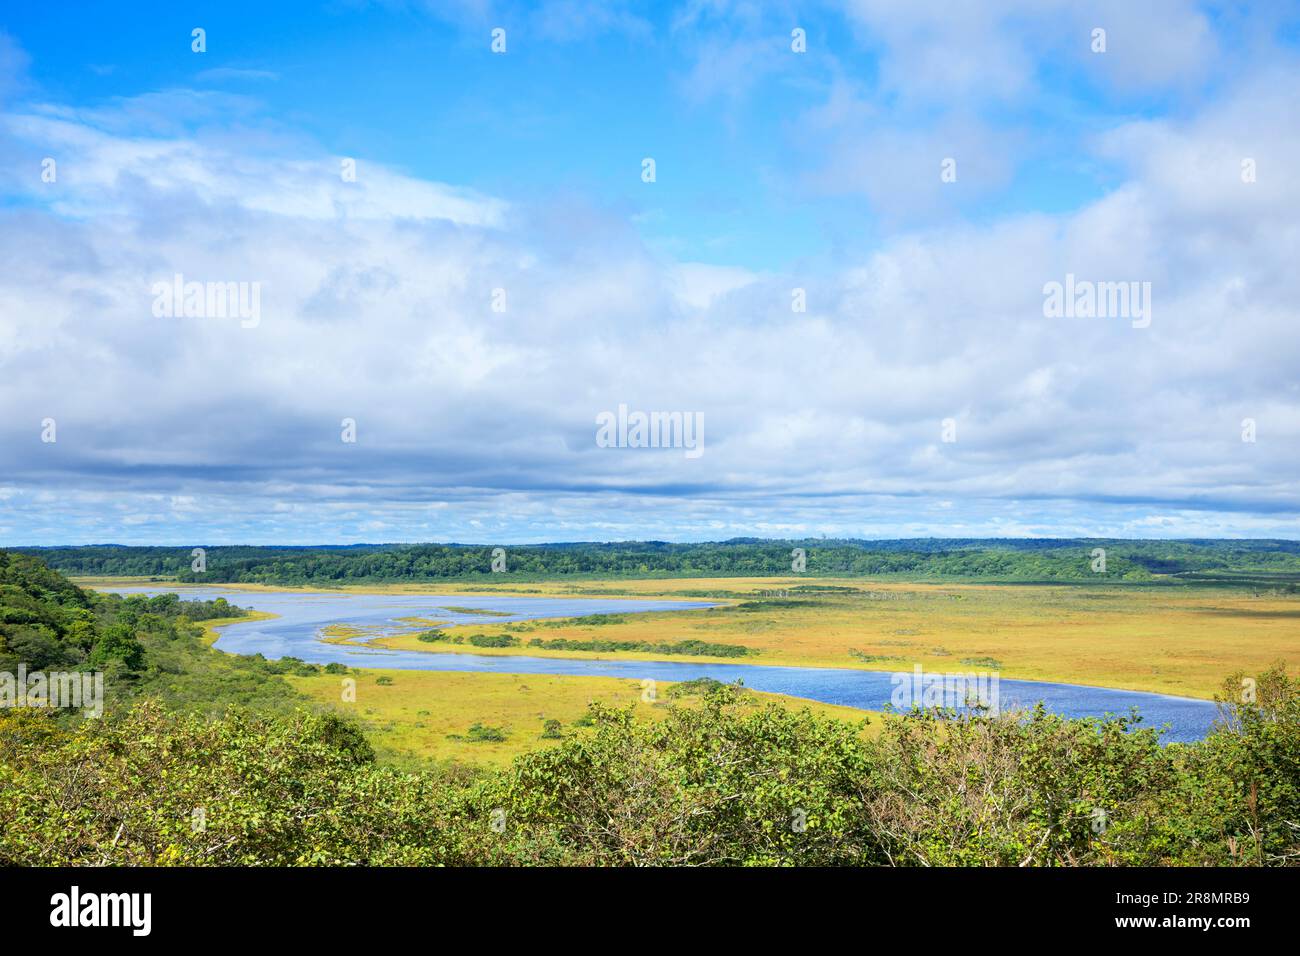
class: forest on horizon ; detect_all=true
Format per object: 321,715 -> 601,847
13,538 -> 1300,587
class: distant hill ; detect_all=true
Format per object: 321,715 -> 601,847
12,539 -> 1300,588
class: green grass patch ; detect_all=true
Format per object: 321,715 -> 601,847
527,636 -> 753,657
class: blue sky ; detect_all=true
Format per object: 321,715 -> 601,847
1,1 -> 1298,544
3,0 -> 1201,266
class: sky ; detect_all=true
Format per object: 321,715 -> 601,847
0,0 -> 1298,545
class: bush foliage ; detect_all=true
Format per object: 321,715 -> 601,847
2,673 -> 1297,867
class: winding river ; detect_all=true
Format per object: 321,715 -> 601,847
106,586 -> 1221,742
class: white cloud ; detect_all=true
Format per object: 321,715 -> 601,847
4,109 -> 506,226
0,27 -> 1297,543
195,68 -> 280,83
839,0 -> 1219,102
669,262 -> 761,309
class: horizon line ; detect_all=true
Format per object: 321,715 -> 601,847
9,536 -> 1300,549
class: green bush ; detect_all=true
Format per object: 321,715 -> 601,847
2,674 -> 1298,866
467,634 -> 519,648
526,636 -> 752,657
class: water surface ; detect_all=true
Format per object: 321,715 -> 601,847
107,586 -> 1220,742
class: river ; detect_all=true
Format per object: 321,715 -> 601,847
105,586 -> 1221,742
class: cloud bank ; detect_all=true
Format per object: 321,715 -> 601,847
0,6 -> 1297,544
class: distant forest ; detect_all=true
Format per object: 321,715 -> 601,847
14,539 -> 1300,587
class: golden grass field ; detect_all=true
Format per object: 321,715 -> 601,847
286,668 -> 874,768
97,575 -> 1300,699
358,577 -> 1300,700
88,575 -> 1299,766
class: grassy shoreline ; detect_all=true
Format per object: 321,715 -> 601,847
196,609 -> 277,646
287,667 -> 876,767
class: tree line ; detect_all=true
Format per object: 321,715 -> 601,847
15,538 -> 1300,586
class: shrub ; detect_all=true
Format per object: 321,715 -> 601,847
467,634 -> 519,648
3,669 -> 1297,868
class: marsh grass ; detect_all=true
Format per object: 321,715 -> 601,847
371,577 -> 1299,699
